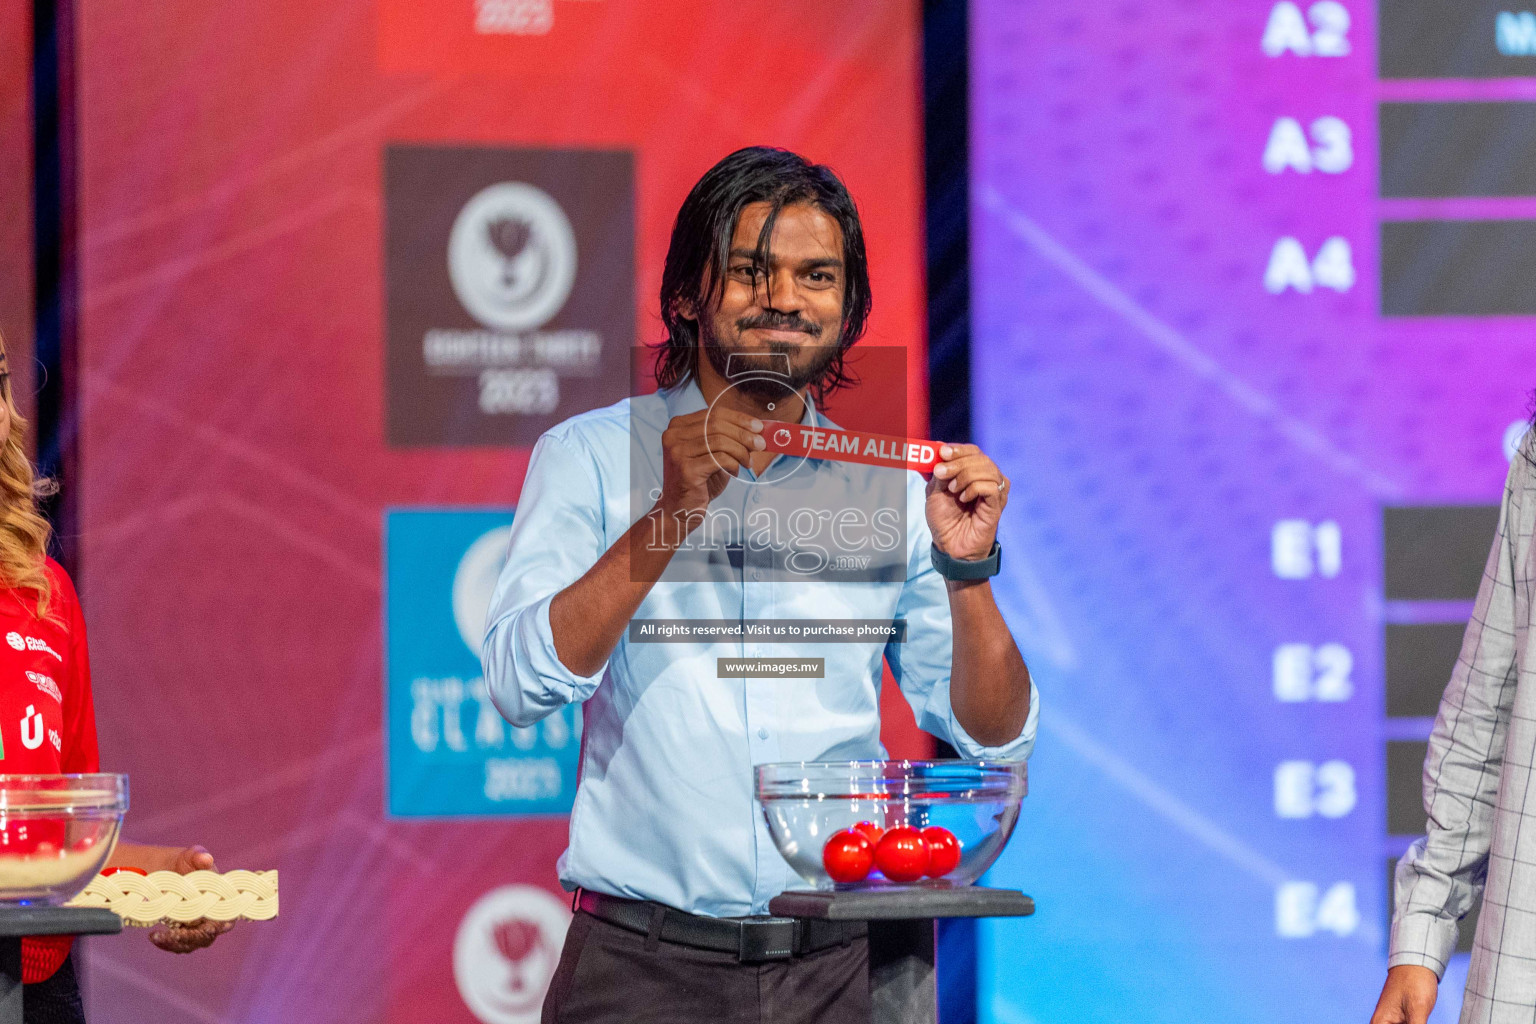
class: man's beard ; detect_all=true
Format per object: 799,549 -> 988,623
701,313 -> 841,401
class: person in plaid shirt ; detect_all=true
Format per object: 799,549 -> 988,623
1374,424 -> 1536,1024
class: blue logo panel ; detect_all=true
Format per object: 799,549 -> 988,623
385,509 -> 580,817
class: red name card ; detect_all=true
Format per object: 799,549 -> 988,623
762,421 -> 941,473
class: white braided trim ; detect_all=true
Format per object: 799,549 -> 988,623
66,870 -> 278,926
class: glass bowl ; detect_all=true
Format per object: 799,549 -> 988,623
0,774 -> 128,904
756,760 -> 1025,890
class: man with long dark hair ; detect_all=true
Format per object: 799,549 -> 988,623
1373,422 -> 1536,1024
483,147 -> 1037,1022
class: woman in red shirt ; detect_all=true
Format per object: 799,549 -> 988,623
0,336 -> 227,1022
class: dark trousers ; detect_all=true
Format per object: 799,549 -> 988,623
24,955 -> 85,1024
543,911 -> 871,1024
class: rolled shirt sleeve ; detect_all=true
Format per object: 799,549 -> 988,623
482,431 -> 611,729
884,476 -> 1039,761
1389,450 -> 1528,977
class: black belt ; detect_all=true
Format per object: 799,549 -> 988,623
575,889 -> 865,963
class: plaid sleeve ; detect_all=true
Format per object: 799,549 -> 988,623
1389,450 -> 1529,977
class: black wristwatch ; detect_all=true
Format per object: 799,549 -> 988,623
930,541 -> 1002,581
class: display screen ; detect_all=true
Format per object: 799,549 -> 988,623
975,3 -> 1536,1022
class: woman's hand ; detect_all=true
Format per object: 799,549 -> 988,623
145,845 -> 234,954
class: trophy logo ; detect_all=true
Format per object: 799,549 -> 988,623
493,919 -> 551,997
448,182 -> 577,332
386,146 -> 632,446
454,884 -> 570,1024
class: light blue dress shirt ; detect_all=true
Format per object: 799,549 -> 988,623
482,380 -> 1039,917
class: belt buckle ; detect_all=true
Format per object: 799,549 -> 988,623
738,918 -> 797,962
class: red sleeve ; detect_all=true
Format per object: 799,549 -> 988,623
49,561 -> 99,774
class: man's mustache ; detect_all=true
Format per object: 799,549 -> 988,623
737,313 -> 821,337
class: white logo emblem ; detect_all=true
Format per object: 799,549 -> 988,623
20,705 -> 43,751
475,0 -> 553,35
26,672 -> 60,704
16,636 -> 61,662
448,183 -> 577,333
454,526 -> 515,657
453,884 -> 570,1024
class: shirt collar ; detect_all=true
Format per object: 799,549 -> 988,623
657,377 -> 853,482
658,378 -> 825,429
661,379 -> 708,419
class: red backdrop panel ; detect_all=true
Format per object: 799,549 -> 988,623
0,0 -> 33,422
75,2 -> 927,1020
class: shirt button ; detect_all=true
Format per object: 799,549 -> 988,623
757,727 -> 769,740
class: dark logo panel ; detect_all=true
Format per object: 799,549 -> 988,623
385,145 -> 634,446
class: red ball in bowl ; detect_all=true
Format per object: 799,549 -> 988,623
851,821 -> 884,848
874,826 -> 930,883
822,829 -> 875,883
922,826 -> 962,877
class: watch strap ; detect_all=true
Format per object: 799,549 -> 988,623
930,541 -> 1001,580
